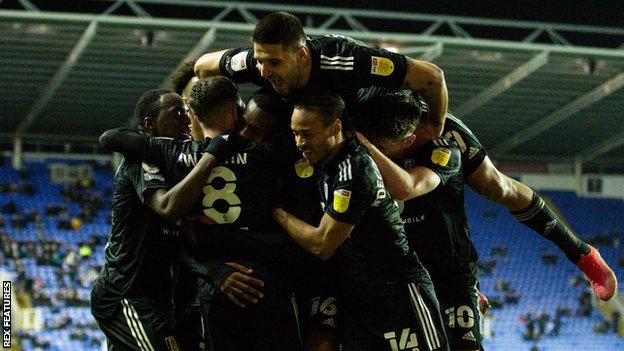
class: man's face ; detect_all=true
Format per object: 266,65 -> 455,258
240,100 -> 278,142
291,108 -> 337,165
152,92 -> 191,139
254,42 -> 303,95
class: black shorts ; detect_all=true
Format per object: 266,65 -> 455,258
294,259 -> 340,336
434,273 -> 483,350
341,279 -> 449,351
204,290 -> 302,351
174,305 -> 204,351
92,296 -> 179,351
443,113 -> 487,177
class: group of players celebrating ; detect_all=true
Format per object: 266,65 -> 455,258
90,11 -> 618,351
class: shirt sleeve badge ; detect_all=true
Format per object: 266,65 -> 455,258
333,189 -> 351,213
230,51 -> 248,72
431,147 -> 451,167
370,56 -> 394,76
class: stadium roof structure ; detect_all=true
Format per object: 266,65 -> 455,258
1,0 -> 623,172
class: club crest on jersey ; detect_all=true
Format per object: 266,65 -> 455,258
431,147 -> 451,167
141,162 -> 160,174
230,51 -> 248,72
294,158 -> 314,178
333,189 -> 351,213
371,56 -> 394,76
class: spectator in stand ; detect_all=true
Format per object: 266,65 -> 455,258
496,278 -> 511,291
2,201 -> 16,214
578,290 -> 593,316
58,211 -> 71,230
491,245 -> 508,257
505,289 -> 520,303
45,204 -> 66,216
541,250 -> 558,265
78,241 -> 92,258
537,312 -> 549,336
478,258 -> 497,275
10,212 -> 25,230
70,217 -> 82,231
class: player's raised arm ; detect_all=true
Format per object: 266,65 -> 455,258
194,49 -> 229,78
99,127 -> 148,159
402,56 -> 448,136
145,152 -> 217,222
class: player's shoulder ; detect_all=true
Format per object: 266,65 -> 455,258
116,157 -> 161,184
221,47 -> 254,75
116,156 -> 140,175
349,143 -> 381,181
150,136 -> 188,149
310,34 -> 366,54
443,113 -> 474,135
418,137 -> 461,170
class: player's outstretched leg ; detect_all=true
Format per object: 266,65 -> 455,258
466,157 -> 618,300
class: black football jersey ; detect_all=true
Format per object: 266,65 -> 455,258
98,157 -> 181,308
219,34 -> 408,110
399,138 -> 479,279
319,139 -> 428,286
140,137 -> 279,233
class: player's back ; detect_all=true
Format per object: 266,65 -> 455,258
146,137 -> 279,233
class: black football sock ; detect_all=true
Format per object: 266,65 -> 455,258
511,191 -> 590,263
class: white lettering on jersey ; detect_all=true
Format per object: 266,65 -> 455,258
222,153 -> 248,165
178,152 -> 198,168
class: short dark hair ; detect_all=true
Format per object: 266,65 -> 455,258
293,89 -> 345,126
187,76 -> 239,126
134,89 -> 173,126
353,91 -> 422,141
251,88 -> 293,122
170,60 -> 197,95
253,11 -> 305,50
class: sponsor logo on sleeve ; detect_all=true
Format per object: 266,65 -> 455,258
370,56 -> 394,76
333,189 -> 351,213
230,51 -> 248,72
431,147 -> 451,167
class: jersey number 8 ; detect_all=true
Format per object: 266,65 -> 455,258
202,166 -> 241,224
